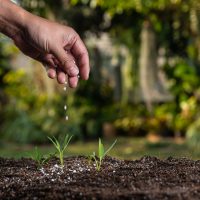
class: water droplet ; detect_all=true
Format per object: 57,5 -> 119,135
77,75 -> 80,79
64,105 -> 67,110
65,81 -> 68,84
63,87 -> 67,91
65,116 -> 69,121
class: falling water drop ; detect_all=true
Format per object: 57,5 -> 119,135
64,105 -> 67,110
63,87 -> 67,91
65,116 -> 69,121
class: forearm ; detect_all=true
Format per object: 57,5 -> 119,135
0,0 -> 29,39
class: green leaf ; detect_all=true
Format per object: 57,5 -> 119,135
63,134 -> 69,144
104,139 -> 117,157
63,135 -> 73,151
48,136 -> 61,152
48,134 -> 72,167
47,136 -> 57,148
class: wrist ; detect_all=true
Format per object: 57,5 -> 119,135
0,0 -> 29,39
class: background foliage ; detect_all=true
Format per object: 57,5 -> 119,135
0,0 -> 200,154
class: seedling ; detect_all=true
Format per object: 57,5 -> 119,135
48,134 -> 73,167
89,138 -> 117,171
31,147 -> 55,169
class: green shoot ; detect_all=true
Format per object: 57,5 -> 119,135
48,134 -> 73,167
90,138 -> 117,171
31,147 -> 54,169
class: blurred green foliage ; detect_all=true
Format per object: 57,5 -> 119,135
0,0 -> 200,151
186,119 -> 200,151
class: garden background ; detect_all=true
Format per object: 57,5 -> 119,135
0,0 -> 200,159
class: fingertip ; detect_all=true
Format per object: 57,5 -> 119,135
78,56 -> 90,80
68,76 -> 78,88
57,77 -> 66,84
83,72 -> 90,80
80,68 -> 90,80
47,68 -> 56,79
57,70 -> 66,84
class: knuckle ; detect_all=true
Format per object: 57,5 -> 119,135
67,27 -> 76,34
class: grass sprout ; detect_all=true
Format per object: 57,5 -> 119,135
31,147 -> 54,169
90,138 -> 117,171
48,134 -> 73,167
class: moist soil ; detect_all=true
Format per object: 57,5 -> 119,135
0,156 -> 200,200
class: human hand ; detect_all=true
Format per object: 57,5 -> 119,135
12,15 -> 90,88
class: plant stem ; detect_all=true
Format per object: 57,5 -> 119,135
60,151 -> 63,167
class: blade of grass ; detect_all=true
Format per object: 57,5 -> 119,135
104,139 -> 117,157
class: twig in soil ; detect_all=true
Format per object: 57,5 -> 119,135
89,138 -> 117,171
48,134 -> 73,167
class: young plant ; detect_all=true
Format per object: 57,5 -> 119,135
31,147 -> 54,169
90,138 -> 117,171
48,134 -> 73,167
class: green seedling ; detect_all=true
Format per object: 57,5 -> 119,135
48,134 -> 73,167
90,138 -> 117,171
31,147 -> 54,169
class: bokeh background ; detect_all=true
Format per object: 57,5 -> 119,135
0,0 -> 200,159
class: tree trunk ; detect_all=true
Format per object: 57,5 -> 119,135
113,64 -> 122,102
139,20 -> 172,112
112,49 -> 123,102
139,21 -> 157,112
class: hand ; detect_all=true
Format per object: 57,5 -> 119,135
12,15 -> 90,88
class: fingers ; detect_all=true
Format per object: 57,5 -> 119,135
40,53 -> 67,85
68,76 -> 78,88
52,33 -> 89,81
47,67 -> 56,79
55,68 -> 79,87
51,51 -> 79,87
70,36 -> 90,80
46,66 -> 79,87
39,53 -> 57,80
56,68 -> 67,84
52,47 -> 79,77
44,62 -> 79,87
41,31 -> 89,87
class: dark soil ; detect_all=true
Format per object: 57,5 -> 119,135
0,156 -> 200,200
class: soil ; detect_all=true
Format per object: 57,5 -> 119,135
0,156 -> 200,200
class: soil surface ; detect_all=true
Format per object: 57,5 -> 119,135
0,156 -> 200,200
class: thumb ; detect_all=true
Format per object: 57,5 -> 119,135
52,47 -> 79,77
